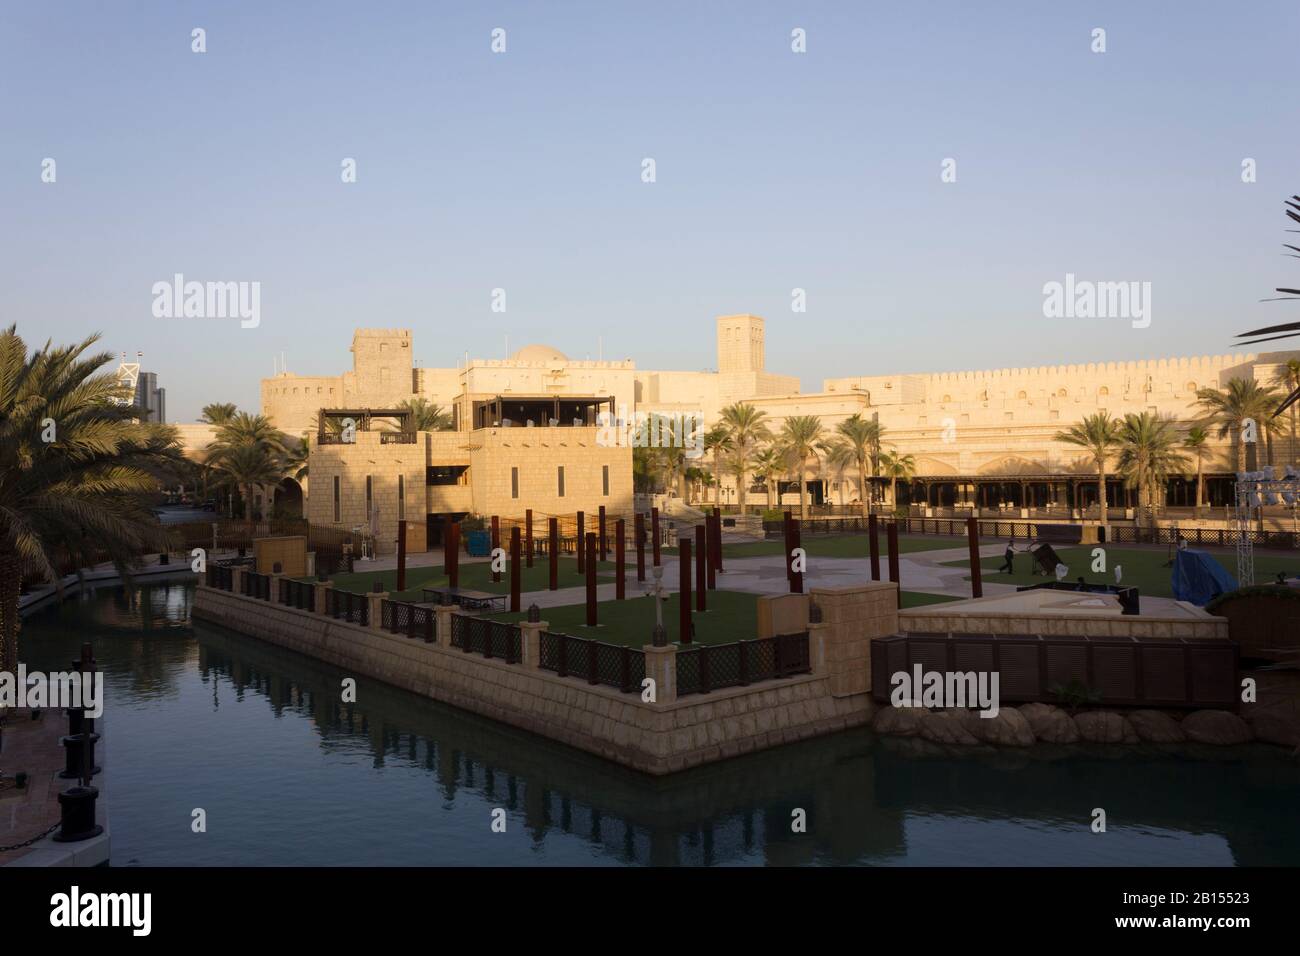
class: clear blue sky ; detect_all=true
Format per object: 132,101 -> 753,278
3,1 -> 1297,422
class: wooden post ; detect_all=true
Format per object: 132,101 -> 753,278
585,532 -> 598,626
695,525 -> 707,611
448,522 -> 460,590
615,518 -> 626,600
967,516 -> 983,599
548,517 -> 558,590
634,512 -> 646,581
706,518 -> 717,591
510,527 -> 521,613
791,519 -> 803,594
525,508 -> 534,568
712,507 -> 723,572
576,511 -> 585,573
598,505 -> 607,562
651,506 -> 661,566
868,513 -> 881,581
887,521 -> 901,608
396,519 -> 407,594
783,510 -> 794,584
491,515 -> 501,582
679,537 -> 692,644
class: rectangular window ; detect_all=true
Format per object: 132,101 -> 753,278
511,467 -> 519,499
557,466 -> 565,498
333,476 -> 340,522
366,476 -> 373,519
398,474 -> 405,520
602,465 -> 609,496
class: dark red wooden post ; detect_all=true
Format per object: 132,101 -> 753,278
791,519 -> 803,594
706,518 -> 717,591
491,515 -> 501,583
783,510 -> 794,584
967,516 -> 983,599
510,527 -> 521,612
887,521 -> 901,608
548,517 -> 558,590
525,508 -> 534,568
695,525 -> 707,612
448,522 -> 460,589
651,506 -> 661,566
598,505 -> 607,562
712,507 -> 723,572
679,537 -> 692,644
868,513 -> 881,581
634,512 -> 646,582
396,519 -> 407,593
585,532 -> 598,626
615,518 -> 626,600
576,511 -> 585,573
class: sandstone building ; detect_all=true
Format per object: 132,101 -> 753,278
263,318 -> 1300,533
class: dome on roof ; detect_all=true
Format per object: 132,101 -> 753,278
511,344 -> 568,363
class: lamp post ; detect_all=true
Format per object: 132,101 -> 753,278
649,565 -> 667,646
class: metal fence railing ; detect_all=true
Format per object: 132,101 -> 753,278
380,599 -> 437,642
240,570 -> 273,601
325,588 -> 369,625
278,578 -> 316,612
538,631 -> 646,693
450,615 -> 522,662
676,632 -> 812,697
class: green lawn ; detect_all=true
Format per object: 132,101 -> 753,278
665,533 -> 966,561
940,546 -> 1300,599
489,589 -> 760,646
901,591 -> 964,608
312,557 -> 615,602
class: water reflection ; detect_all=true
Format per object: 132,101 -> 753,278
20,581 -> 1300,867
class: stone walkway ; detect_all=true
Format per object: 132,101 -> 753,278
0,709 -> 69,864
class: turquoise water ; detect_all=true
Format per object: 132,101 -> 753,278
18,579 -> 1300,866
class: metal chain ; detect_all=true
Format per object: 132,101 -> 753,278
0,820 -> 62,853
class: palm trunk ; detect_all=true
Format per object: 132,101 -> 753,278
1097,461 -> 1109,530
798,458 -> 808,521
858,456 -> 869,519
243,483 -> 254,522
890,476 -> 898,510
737,467 -> 747,513
0,551 -> 20,678
1235,427 -> 1246,474
1196,456 -> 1204,510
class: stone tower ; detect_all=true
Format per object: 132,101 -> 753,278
349,328 -> 414,401
716,314 -> 765,373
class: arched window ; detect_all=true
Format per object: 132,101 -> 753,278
1057,388 -> 1067,398
1016,390 -> 1027,400
1098,386 -> 1109,396
1186,381 -> 1197,392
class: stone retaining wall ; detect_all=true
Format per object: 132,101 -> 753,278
193,584 -> 879,775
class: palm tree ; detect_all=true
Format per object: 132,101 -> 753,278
1284,359 -> 1300,465
393,397 -> 452,433
213,442 -> 285,521
719,403 -> 771,513
778,416 -> 825,520
702,423 -> 732,508
1115,412 -> 1187,526
200,402 -> 238,426
1195,378 -> 1282,472
1055,412 -> 1120,530
0,327 -> 185,675
878,449 -> 916,511
836,413 -> 883,518
751,446 -> 783,510
1182,425 -> 1210,512
822,439 -> 855,510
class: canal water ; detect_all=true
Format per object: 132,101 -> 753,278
18,580 -> 1300,866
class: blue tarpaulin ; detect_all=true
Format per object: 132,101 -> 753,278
1171,549 -> 1239,606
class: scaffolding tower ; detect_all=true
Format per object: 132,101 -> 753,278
1233,467 -> 1300,585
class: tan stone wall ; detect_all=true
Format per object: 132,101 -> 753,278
306,431 -> 426,553
192,585 -> 873,774
468,426 -> 633,517
899,608 -> 1230,639
811,582 -> 900,698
